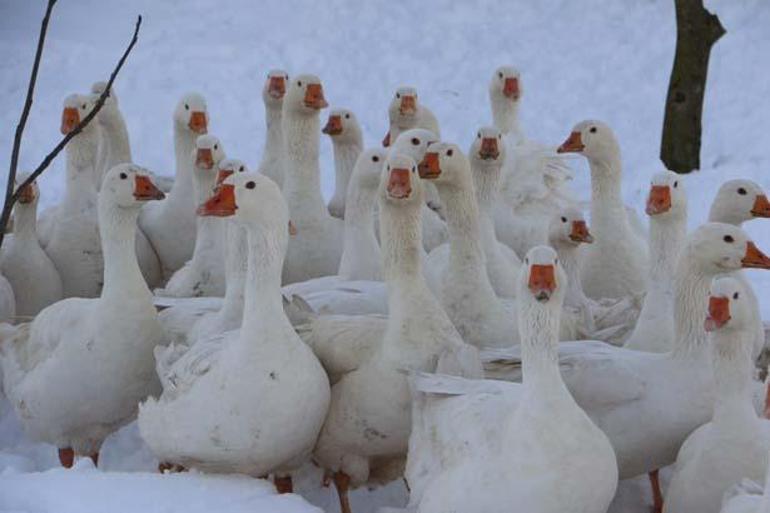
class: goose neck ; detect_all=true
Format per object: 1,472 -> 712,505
101,107 -> 132,167
437,178 -> 486,273
263,105 -> 283,161
671,260 -> 711,359
338,178 -> 380,280
711,331 -> 757,427
490,96 -> 522,139
282,111 -> 327,220
380,203 -> 425,294
168,123 -> 196,206
11,201 -> 38,241
332,139 -> 362,201
647,213 -> 686,287
63,133 -> 99,211
239,224 -> 287,336
220,222 -> 248,319
518,298 -> 566,393
557,244 -> 590,307
588,154 -> 629,236
98,199 -> 150,302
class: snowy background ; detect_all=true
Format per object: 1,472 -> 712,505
0,0 -> 769,511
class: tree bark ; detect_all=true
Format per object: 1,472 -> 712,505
660,0 -> 725,173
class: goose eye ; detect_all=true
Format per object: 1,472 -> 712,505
245,181 -> 256,190
387,165 -> 390,171
184,104 -> 189,110
733,292 -> 739,299
285,74 -> 288,80
411,137 -> 420,146
239,166 -> 244,172
345,113 -> 350,119
477,133 -> 481,139
589,127 -> 597,133
674,181 -> 678,188
498,72 -> 503,79
411,167 -> 416,173
561,216 -> 567,223
372,155 -> 379,163
525,258 -> 529,265
446,149 -> 453,157
738,187 -> 747,195
396,93 -> 401,99
119,172 -> 127,180
555,258 -> 558,265
297,80 -> 302,87
723,235 -> 734,243
498,134 -> 502,139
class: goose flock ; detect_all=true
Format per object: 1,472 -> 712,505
0,65 -> 769,513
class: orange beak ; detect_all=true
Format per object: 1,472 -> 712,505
387,168 -> 412,199
503,77 -> 520,100
557,131 -> 584,153
322,115 -> 343,136
382,131 -> 391,148
751,194 -> 770,218
704,296 -> 731,332
528,264 -> 556,301
418,152 -> 441,179
196,148 -> 214,169
17,183 -> 36,204
646,185 -> 672,215
569,220 -> 594,243
742,241 -> 770,269
188,111 -> 208,134
479,137 -> 500,160
198,183 -> 236,216
60,107 -> 80,135
399,95 -> 417,115
216,169 -> 234,186
134,175 -> 165,201
268,76 -> 286,99
304,83 -> 328,109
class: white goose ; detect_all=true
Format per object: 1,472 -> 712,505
489,66 -> 576,258
323,108 -> 363,219
306,154 -> 481,513
557,120 -> 648,299
382,86 -> 440,148
664,276 -> 770,513
258,70 -> 288,188
421,142 -> 519,347
0,175 -> 62,318
482,223 -> 770,502
281,74 -> 343,284
720,459 -> 770,513
0,164 -> 166,468
405,246 -> 617,513
624,171 -> 687,352
139,172 -> 330,493
158,135 -> 227,297
0,274 -> 15,323
139,93 -> 209,278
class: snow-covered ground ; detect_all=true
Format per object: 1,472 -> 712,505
0,0 -> 768,512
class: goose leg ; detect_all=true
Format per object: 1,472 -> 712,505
274,475 -> 293,494
763,380 -> 770,419
89,452 -> 99,467
58,447 -> 74,468
158,462 -> 186,473
649,469 -> 663,513
333,470 -> 353,513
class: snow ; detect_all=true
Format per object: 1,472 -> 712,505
0,0 -> 768,511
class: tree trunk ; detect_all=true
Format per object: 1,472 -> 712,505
660,0 -> 725,173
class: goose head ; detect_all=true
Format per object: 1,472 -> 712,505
263,69 -> 288,107
709,179 -> 770,225
389,86 -> 420,120
353,149 -> 387,191
391,129 -> 439,165
417,142 -> 468,186
216,158 -> 249,186
322,108 -> 361,143
100,163 -> 165,208
60,94 -> 98,135
704,276 -> 750,333
174,92 -> 208,135
646,170 -> 687,219
520,245 -> 567,304
489,66 -> 521,103
90,81 -> 118,109
14,173 -> 39,207
557,120 -> 619,166
549,207 -> 594,248
469,126 -> 506,165
687,223 -> 770,274
194,134 -> 225,172
379,154 -> 422,207
284,74 -> 328,115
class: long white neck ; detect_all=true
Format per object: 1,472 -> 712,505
490,95 -> 522,140
167,122 -> 196,209
62,129 -> 99,213
338,177 -> 380,280
380,201 -> 429,301
473,161 -> 505,264
711,328 -> 757,428
219,222 -> 248,321
647,212 -> 686,292
260,104 -> 284,186
98,199 -> 151,303
12,200 -> 38,242
672,258 -> 712,359
101,107 -> 132,169
282,111 -> 327,222
332,137 -> 362,204
191,165 -> 221,259
518,295 -> 568,398
588,152 -> 632,242
554,243 -> 591,308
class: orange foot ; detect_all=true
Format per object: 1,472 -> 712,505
58,447 -> 74,468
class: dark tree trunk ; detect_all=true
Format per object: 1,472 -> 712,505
660,0 -> 725,174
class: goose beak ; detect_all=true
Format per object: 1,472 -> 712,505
198,184 -> 236,216
569,220 -> 594,243
382,131 -> 391,148
399,95 -> 417,116
16,183 -> 36,204
304,83 -> 328,109
503,77 -> 520,100
216,169 -> 234,186
751,194 -> 770,218
134,175 -> 165,201
418,152 -> 441,179
188,111 -> 208,134
557,131 -> 584,153
704,296 -> 730,332
528,264 -> 556,302
742,241 -> 770,269
646,185 -> 672,215
196,148 -> 214,169
387,168 -> 412,199
479,138 -> 500,160
60,107 -> 80,135
322,115 -> 343,136
268,76 -> 286,99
